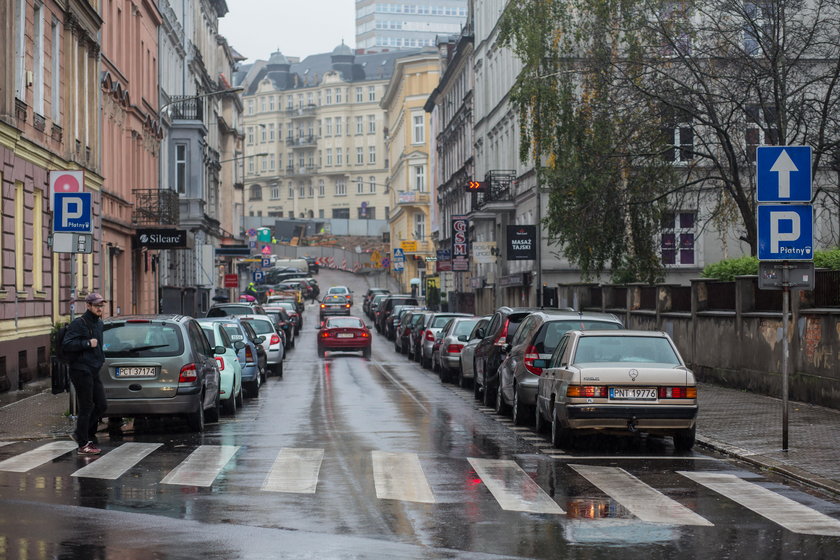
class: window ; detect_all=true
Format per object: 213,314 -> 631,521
319,209 -> 325,218
356,87 -> 363,102
308,184 -> 314,197
661,211 -> 696,265
744,1 -> 772,56
51,19 -> 61,122
333,208 -> 350,219
368,115 -> 376,134
260,97 -> 266,112
247,127 -> 254,145
368,86 -> 376,101
336,118 -> 342,136
358,206 -> 375,219
175,144 -> 187,194
336,148 -> 343,166
248,159 -> 255,174
412,164 -> 426,191
318,180 -> 325,197
661,108 -> 694,163
247,100 -> 254,115
249,184 -> 262,201
356,116 -> 364,135
286,96 -> 293,109
325,117 -> 332,136
412,113 -> 425,144
356,177 -> 365,194
288,186 -> 294,199
369,146 -> 376,164
356,147 -> 364,164
269,96 -> 275,111
269,154 -> 276,170
271,186 -> 280,199
326,148 -> 333,166
299,184 -> 306,197
260,126 -> 267,143
745,103 -> 779,162
414,213 -> 425,241
326,89 -> 332,104
335,180 -> 346,196
33,4 -> 44,115
269,123 -> 276,141
335,88 -> 342,104
369,176 -> 376,193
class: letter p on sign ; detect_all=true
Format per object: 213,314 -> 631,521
770,211 -> 800,253
61,196 -> 84,228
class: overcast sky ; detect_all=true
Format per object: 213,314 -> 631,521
218,1 -> 357,63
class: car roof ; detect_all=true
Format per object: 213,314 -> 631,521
527,310 -> 622,322
105,314 -> 189,323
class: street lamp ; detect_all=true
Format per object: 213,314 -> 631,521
219,152 -> 269,164
159,86 -> 244,116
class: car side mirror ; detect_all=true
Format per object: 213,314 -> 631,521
457,335 -> 468,342
234,341 -> 245,351
476,328 -> 485,339
532,358 -> 548,368
213,345 -> 226,355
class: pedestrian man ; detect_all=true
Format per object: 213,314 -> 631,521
64,292 -> 107,455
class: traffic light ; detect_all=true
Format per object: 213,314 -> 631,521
466,180 -> 486,192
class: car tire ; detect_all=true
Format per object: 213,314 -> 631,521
290,335 -> 296,349
272,362 -> 283,378
551,406 -> 573,449
245,379 -> 260,399
363,347 -> 372,359
438,364 -> 447,383
186,397 -> 205,432
512,386 -> 531,426
534,401 -> 546,434
205,392 -> 221,424
235,384 -> 244,408
222,391 -> 237,415
482,381 -> 495,407
260,366 -> 267,383
673,426 -> 696,452
495,382 -> 510,416
458,367 -> 469,389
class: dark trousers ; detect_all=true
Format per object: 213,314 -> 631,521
69,369 -> 107,444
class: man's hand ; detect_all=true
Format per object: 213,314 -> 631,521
89,338 -> 98,348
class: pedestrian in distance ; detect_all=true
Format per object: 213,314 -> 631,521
64,292 -> 107,455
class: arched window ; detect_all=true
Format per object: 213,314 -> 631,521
249,184 -> 263,201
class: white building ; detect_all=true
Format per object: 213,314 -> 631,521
356,0 -> 468,52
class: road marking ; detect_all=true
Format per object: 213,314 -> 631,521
71,443 -> 162,479
372,451 -> 435,503
551,456 -> 717,461
0,441 -> 78,472
680,471 -> 840,536
468,458 -> 565,514
571,464 -> 713,526
263,448 -> 325,493
161,445 -> 240,487
0,442 -> 16,448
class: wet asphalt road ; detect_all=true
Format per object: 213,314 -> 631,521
1,269 -> 840,559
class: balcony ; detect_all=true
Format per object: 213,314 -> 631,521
286,135 -> 318,148
166,96 -> 203,121
474,170 -> 516,212
287,105 -> 317,119
286,166 -> 319,177
396,190 -> 431,207
132,189 -> 180,226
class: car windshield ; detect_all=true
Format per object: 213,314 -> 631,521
536,320 -> 623,353
454,319 -> 479,336
240,318 -> 275,335
432,316 -> 457,328
103,322 -> 184,357
328,287 -> 348,294
573,336 -> 680,365
326,317 -> 364,328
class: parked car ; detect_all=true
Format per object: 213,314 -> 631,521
320,294 -> 352,320
376,295 -> 420,334
417,313 -> 472,369
406,310 -> 434,361
495,311 -> 623,425
206,302 -> 266,317
262,306 -> 296,349
433,317 -> 482,383
100,315 -> 222,432
473,307 -> 541,407
303,255 -> 319,275
197,319 -> 244,415
271,300 -> 303,333
217,318 -> 266,398
534,330 -> 698,451
237,315 -> 285,378
459,316 -> 491,390
325,285 -> 354,306
317,316 -> 372,359
387,304 -> 421,341
394,309 -> 423,354
363,288 -> 390,316
369,293 -> 390,323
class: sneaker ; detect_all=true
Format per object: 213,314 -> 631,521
77,442 -> 101,455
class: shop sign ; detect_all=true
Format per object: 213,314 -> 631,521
499,273 -> 530,287
472,241 -> 496,264
136,228 -> 188,249
507,225 -> 537,260
451,216 -> 469,272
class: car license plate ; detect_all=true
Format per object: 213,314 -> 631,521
337,333 -> 354,338
609,387 -> 657,401
115,366 -> 157,378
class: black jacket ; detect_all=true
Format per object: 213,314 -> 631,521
63,310 -> 105,374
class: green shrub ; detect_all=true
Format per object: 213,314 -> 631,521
814,248 -> 840,270
703,248 -> 840,281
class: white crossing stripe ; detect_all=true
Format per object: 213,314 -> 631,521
468,458 -> 565,514
571,464 -> 712,526
0,441 -> 77,472
371,451 -> 435,503
0,442 -> 15,448
161,445 -> 240,487
679,471 -> 840,536
72,443 -> 162,479
262,448 -> 325,493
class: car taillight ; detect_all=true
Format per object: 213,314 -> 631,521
360,331 -> 370,338
345,304 -> 351,308
658,386 -> 697,399
567,385 -> 607,398
245,345 -> 255,363
345,295 -> 351,300
215,357 -> 225,371
494,319 -> 510,346
179,363 -> 198,383
425,330 -> 435,341
446,344 -> 464,353
523,345 -> 542,375
320,304 -> 326,309
270,334 -> 281,346
403,327 -> 411,336
321,330 -> 331,338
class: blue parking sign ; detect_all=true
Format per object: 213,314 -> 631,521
757,204 -> 813,261
253,270 -> 265,283
53,193 -> 93,233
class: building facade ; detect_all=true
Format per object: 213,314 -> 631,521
355,0 -> 468,52
381,49 -> 441,294
237,46 -> 416,230
0,0 -> 103,390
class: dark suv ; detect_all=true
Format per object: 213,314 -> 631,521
473,307 -> 540,407
375,294 -> 419,335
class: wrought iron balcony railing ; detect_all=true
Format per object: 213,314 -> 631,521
132,189 -> 180,225
166,96 -> 203,121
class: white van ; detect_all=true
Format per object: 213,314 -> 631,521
272,258 -> 308,273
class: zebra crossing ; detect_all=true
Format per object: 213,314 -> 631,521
2,440 -> 840,536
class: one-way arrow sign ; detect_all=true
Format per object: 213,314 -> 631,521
757,146 -> 812,202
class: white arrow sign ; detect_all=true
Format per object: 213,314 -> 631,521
769,149 -> 798,198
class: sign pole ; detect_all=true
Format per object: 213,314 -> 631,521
68,254 -> 78,419
782,265 -> 790,451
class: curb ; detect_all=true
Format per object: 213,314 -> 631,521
697,434 -> 840,498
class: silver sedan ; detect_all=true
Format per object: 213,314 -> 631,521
433,317 -> 482,384
457,316 -> 491,390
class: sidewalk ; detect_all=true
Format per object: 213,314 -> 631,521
2,376 -> 839,497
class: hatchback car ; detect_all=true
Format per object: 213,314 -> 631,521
237,315 -> 285,377
369,293 -> 390,323
320,294 -> 352,320
263,306 -> 296,349
317,316 -> 372,358
326,286 -> 353,306
100,315 -> 222,432
364,288 -> 390,316
197,319 -> 244,415
460,316 -> 491,390
407,310 -> 434,361
271,300 -> 303,333
216,319 -> 265,398
387,304 -> 421,341
433,317 -> 482,383
535,330 -> 698,451
496,311 -> 623,425
394,309 -> 423,354
418,313 -> 472,369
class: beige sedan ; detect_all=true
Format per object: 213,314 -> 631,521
535,330 -> 698,451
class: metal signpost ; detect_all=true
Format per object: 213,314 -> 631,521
756,146 -> 813,451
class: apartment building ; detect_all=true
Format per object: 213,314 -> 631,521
356,0 -> 468,52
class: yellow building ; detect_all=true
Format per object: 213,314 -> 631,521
380,50 -> 441,294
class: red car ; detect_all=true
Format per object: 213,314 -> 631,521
317,316 -> 372,359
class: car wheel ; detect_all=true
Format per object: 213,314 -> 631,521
438,363 -> 447,383
495,382 -> 510,416
458,366 -> 468,389
235,384 -> 244,407
534,401 -> 546,434
260,366 -> 267,383
673,426 -> 696,452
512,386 -> 531,426
363,346 -> 371,359
205,391 -> 221,424
186,396 -> 205,432
222,391 -> 237,415
245,379 -> 260,399
482,381 -> 495,407
290,335 -> 296,349
551,406 -> 573,449
272,363 -> 283,378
